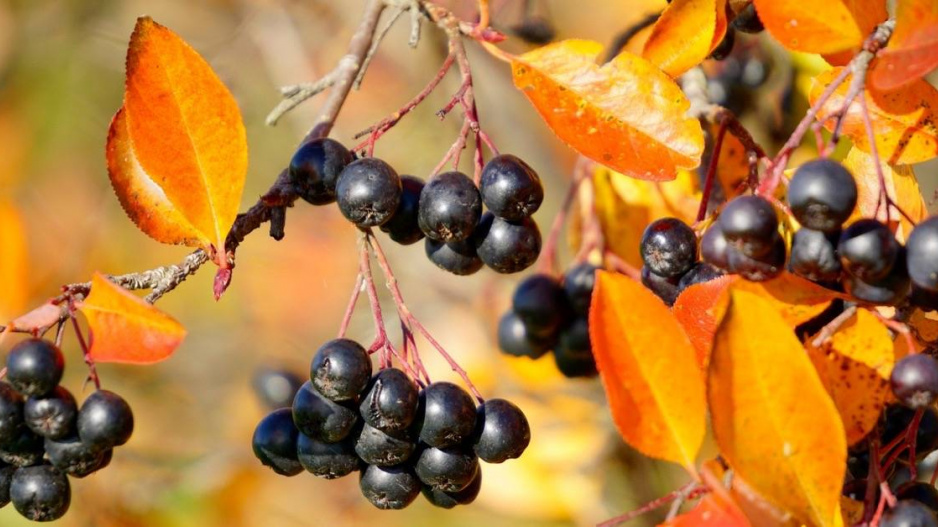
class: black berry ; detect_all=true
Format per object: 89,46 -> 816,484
701,223 -> 731,270
732,3 -> 764,33
288,138 -> 354,205
418,171 -> 482,243
726,234 -> 786,282
897,482 -> 938,512
0,383 -> 24,447
251,408 -> 302,476
310,338 -> 372,402
641,266 -> 681,306
554,318 -> 597,378
907,217 -> 938,292
475,212 -> 542,274
0,464 -> 13,508
44,436 -> 110,478
891,354 -> 938,409
844,249 -> 910,306
24,386 -> 77,441
296,432 -> 359,479
417,382 -> 477,449
360,464 -> 421,510
564,262 -> 598,316
5,338 -> 64,397
838,219 -> 899,282
678,263 -> 724,291
425,237 -> 484,276
881,500 -> 938,527
359,368 -> 419,433
512,274 -> 570,337
422,467 -> 482,509
717,195 -> 779,258
414,445 -> 479,492
497,311 -> 552,359
479,154 -> 544,220
335,157 -> 402,227
511,16 -> 555,45
77,390 -> 134,450
882,406 -> 938,457
292,381 -> 359,443
252,367 -> 304,411
789,228 -> 842,283
0,428 -> 44,467
473,399 -> 530,463
787,159 -> 857,232
640,218 -> 698,278
10,465 -> 70,522
354,423 -> 416,466
380,175 -> 425,245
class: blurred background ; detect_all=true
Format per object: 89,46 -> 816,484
0,1 -> 935,526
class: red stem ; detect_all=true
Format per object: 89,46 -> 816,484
539,158 -> 591,275
598,481 -> 700,527
338,273 -> 363,338
68,310 -> 101,390
696,119 -> 728,223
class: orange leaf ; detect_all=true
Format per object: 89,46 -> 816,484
895,309 -> 938,356
0,201 -> 28,321
672,276 -> 735,368
510,40 -> 704,180
733,273 -> 842,328
118,16 -> 247,253
590,271 -> 706,472
752,0 -> 886,55
810,68 -> 938,165
662,494 -> 751,527
78,273 -> 187,364
642,0 -> 728,78
871,0 -> 938,91
710,289 -> 846,527
806,309 -> 895,445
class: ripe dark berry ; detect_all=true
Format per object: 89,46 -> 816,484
641,266 -> 681,306
511,16 -> 555,45
414,445 -> 479,492
732,3 -> 764,33
77,390 -> 134,450
380,176 -> 425,245
251,408 -> 302,476
789,228 -> 842,283
640,218 -> 698,278
44,436 -> 110,478
701,223 -> 731,269
497,311 -> 552,359
296,432 -> 359,479
718,196 -> 779,258
418,171 -> 482,242
0,428 -> 44,467
512,274 -> 570,337
288,138 -> 354,205
882,406 -> 938,457
839,219 -> 899,282
10,465 -> 70,522
709,27 -> 736,60
422,467 -> 482,509
907,217 -> 938,292
354,423 -> 416,466
678,263 -> 724,291
310,338 -> 372,402
788,159 -> 857,232
479,154 -> 544,220
417,382 -> 477,449
554,318 -> 597,378
474,399 -> 530,463
881,500 -> 938,527
252,368 -> 304,411
24,386 -> 76,440
897,482 -> 938,512
844,250 -> 910,306
0,383 -> 24,446
335,157 -> 402,227
475,213 -> 542,274
564,262 -> 598,316
0,464 -> 13,508
425,238 -> 483,276
292,381 -> 359,443
727,234 -> 786,282
360,464 -> 421,510
5,338 -> 64,397
891,354 -> 938,409
359,368 -> 419,433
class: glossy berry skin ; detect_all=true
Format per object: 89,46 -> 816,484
497,311 -> 552,359
425,238 -> 483,276
709,28 -> 735,60
789,228 -> 842,283
896,482 -> 938,512
252,408 -> 302,476
0,383 -> 24,447
512,274 -> 570,337
678,263 -> 724,291
474,399 -> 530,463
360,464 -> 421,510
0,464 -> 13,508
310,339 -> 372,402
417,382 -> 477,449
891,354 -> 938,409
422,468 -> 481,509
845,250 -> 911,306
418,171 -> 482,243
252,368 -> 304,411
701,223 -> 731,270
0,429 -> 43,467
718,196 -> 779,258
479,154 -> 544,220
5,339 -> 64,397
727,234 -> 786,282
880,500 -> 938,527
288,138 -> 354,205
45,436 -> 110,478
296,432 -> 359,479
907,217 -> 938,292
732,3 -> 764,33
292,381 -> 359,443
380,176 -> 425,245
641,266 -> 681,306
554,318 -> 597,378
564,263 -> 598,316
359,368 -> 419,433
788,159 -> 857,232
335,158 -> 402,227
839,219 -> 899,282
640,218 -> 698,278
10,465 -> 70,522
24,386 -> 76,441
475,213 -> 542,274
414,446 -> 480,492
77,390 -> 134,450
354,423 -> 416,466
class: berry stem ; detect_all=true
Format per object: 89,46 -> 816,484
67,307 -> 101,391
338,273 -> 364,339
357,237 -> 390,356
809,304 -> 858,347
696,117 -> 728,223
539,157 -> 591,275
907,408 -> 924,481
598,480 -> 701,527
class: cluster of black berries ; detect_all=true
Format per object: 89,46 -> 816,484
640,217 -> 726,306
252,338 -> 531,510
0,338 -> 133,522
288,138 -> 545,276
709,3 -> 764,61
497,264 -> 599,378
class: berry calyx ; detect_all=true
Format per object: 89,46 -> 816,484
5,338 -> 65,397
640,218 -> 698,278
891,354 -> 938,409
310,338 -> 372,402
422,467 -> 482,509
479,154 -> 544,221
251,408 -> 302,476
24,386 -> 77,441
717,195 -> 779,258
417,382 -> 477,449
414,445 -> 479,493
76,390 -> 134,450
359,368 -> 419,433
418,171 -> 482,243
473,399 -> 530,463
787,159 -> 857,232
789,228 -> 842,283
335,157 -> 402,227
359,464 -> 421,510
380,175 -> 425,245
10,465 -> 70,522
288,138 -> 354,205
475,213 -> 542,274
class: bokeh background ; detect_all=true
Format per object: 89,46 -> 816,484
0,1 -> 936,526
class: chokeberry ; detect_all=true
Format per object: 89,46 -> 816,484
418,171 -> 482,243
5,338 -> 64,397
563,262 -> 598,316
641,266 -> 681,306
77,390 -> 134,450
10,465 -> 70,522
360,464 -> 422,510
839,219 -> 899,282
907,217 -> 938,292
252,367 -> 304,411
789,228 -> 842,283
726,234 -> 786,282
891,354 -> 938,409
732,3 -> 764,33
473,399 -> 530,463
380,176 -> 425,245
310,338 -> 372,402
717,195 -> 779,258
678,263 -> 724,291
24,386 -> 76,441
0,383 -> 23,446
0,464 -> 12,508
880,500 -> 938,527
296,432 -> 359,479
335,157 -> 402,227
709,28 -> 736,60
359,368 -> 419,433
897,482 -> 938,512
554,319 -> 597,378
788,159 -> 857,232
844,250 -> 910,306
0,428 -> 44,467
252,408 -> 302,476
425,237 -> 484,276
288,138 -> 355,205
475,213 -> 542,274
497,311 -> 552,359
354,423 -> 416,466
640,218 -> 698,278
292,381 -> 359,443
417,382 -> 477,449
512,274 -> 570,337
44,436 -> 110,478
701,223 -> 731,270
422,467 -> 482,509
414,445 -> 480,493
479,154 -> 544,221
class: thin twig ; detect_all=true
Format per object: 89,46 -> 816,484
598,481 -> 699,527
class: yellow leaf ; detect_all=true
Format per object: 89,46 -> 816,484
752,0 -> 886,55
733,272 -> 843,329
642,0 -> 728,78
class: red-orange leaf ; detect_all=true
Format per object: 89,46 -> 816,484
643,0 -> 728,78
752,0 -> 886,55
672,276 -> 734,368
78,273 -> 186,364
662,494 -> 751,527
590,271 -> 706,472
510,40 -> 704,180
116,16 -> 247,254
733,272 -> 842,329
871,0 -> 938,91
811,68 -> 938,165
